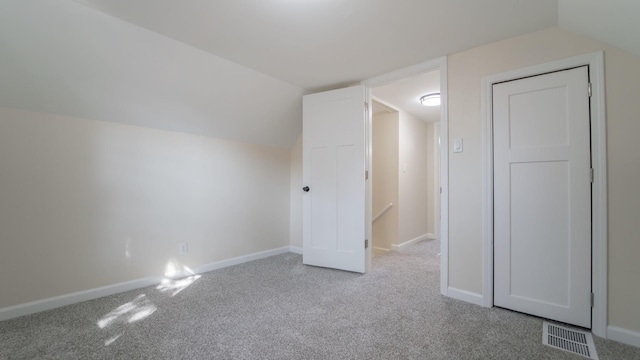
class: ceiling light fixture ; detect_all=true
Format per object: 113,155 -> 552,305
420,93 -> 441,107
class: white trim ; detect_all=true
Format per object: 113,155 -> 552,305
371,95 -> 401,113
0,246 -> 293,322
373,247 -> 391,256
481,64 -> 495,309
608,326 -> 640,348
365,87 -> 373,273
289,246 -> 303,255
391,233 -> 434,250
0,276 -> 162,322
361,56 -> 449,297
194,246 -> 292,274
589,52 -> 608,339
481,51 -> 607,337
433,121 -> 442,240
362,57 -> 447,88
447,287 -> 484,307
439,59 -> 449,297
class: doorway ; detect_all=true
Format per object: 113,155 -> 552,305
369,69 -> 441,258
299,58 -> 449,289
362,57 -> 449,291
480,51 -> 607,337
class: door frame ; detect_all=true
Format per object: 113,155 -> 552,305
481,51 -> 607,337
362,56 -> 449,295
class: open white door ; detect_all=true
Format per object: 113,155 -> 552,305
302,85 -> 367,273
493,67 -> 591,328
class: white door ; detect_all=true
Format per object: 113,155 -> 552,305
493,67 -> 591,328
302,85 -> 367,273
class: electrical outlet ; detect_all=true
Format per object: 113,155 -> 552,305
178,242 -> 188,255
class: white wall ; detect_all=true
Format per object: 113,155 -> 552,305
372,111 -> 399,251
398,111 -> 430,244
0,0 -> 303,149
0,107 -> 290,309
289,134 -> 303,249
447,26 -> 640,333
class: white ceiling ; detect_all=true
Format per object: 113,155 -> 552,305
3,1 -> 639,148
372,71 -> 441,123
558,0 -> 640,58
73,0 -> 558,91
0,1 -> 303,148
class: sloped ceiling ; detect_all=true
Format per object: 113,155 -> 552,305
559,0 -> 640,58
16,1 -> 640,148
0,0 -> 304,148
72,0 -> 558,91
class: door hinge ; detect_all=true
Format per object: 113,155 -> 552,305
591,292 -> 594,307
365,239 -> 369,249
440,187 -> 442,194
590,168 -> 594,183
588,82 -> 592,97
364,102 -> 369,114
365,170 -> 369,180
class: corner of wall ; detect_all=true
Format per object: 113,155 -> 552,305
289,133 -> 303,248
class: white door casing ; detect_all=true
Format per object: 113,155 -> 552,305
302,85 -> 367,273
361,56 -> 449,294
493,66 -> 591,328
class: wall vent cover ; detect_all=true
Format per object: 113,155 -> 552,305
542,321 -> 599,359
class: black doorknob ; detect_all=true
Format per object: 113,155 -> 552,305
302,186 -> 310,192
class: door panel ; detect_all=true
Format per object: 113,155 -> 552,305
493,67 -> 591,328
303,86 -> 366,273
510,161 -> 570,306
336,145 -> 360,252
508,85 -> 569,149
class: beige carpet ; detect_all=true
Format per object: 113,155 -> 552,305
1,239 -> 638,359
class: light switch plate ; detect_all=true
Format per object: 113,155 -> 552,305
453,138 -> 463,153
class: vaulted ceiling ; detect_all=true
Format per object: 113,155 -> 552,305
559,0 -> 640,59
1,1 -> 638,148
72,0 -> 558,91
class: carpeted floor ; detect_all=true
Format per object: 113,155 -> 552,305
1,239 -> 639,359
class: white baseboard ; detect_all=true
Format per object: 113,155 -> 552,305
373,247 -> 390,255
447,287 -> 485,307
608,326 -> 640,348
391,233 -> 435,250
289,246 -> 303,255
0,245 -> 292,322
373,246 -> 390,252
0,276 -> 162,322
195,246 -> 291,274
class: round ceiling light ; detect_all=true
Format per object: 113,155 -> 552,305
420,93 -> 441,107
